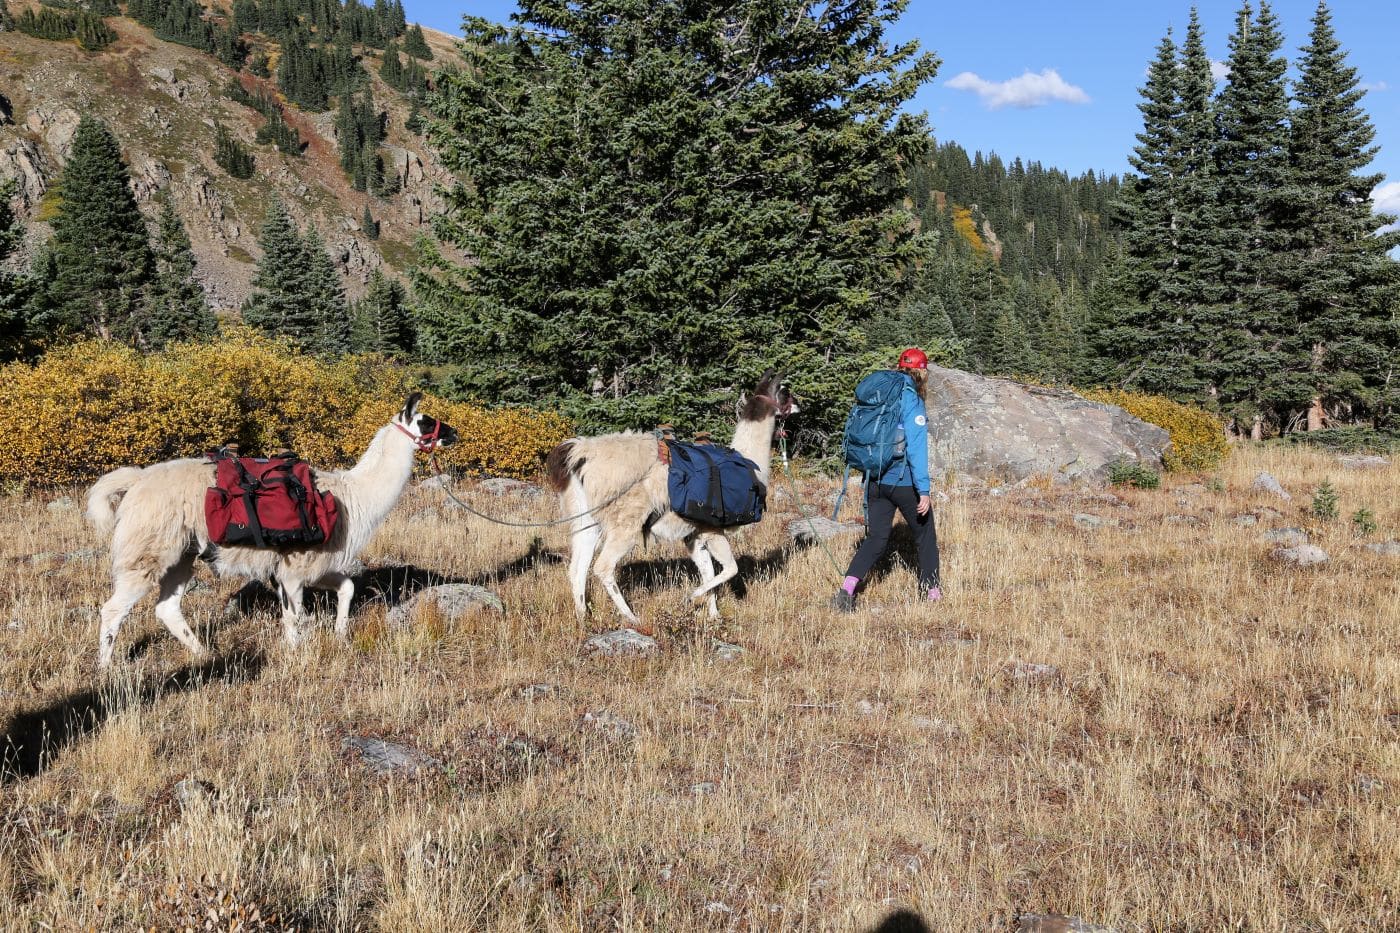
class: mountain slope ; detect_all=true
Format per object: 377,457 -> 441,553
0,10 -> 457,309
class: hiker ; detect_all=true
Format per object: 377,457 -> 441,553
831,347 -> 942,611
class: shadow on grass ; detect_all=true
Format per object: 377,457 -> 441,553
865,909 -> 932,933
227,539 -> 567,618
0,650 -> 266,783
617,538 -> 813,600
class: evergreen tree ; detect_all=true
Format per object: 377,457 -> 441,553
1212,0 -> 1292,433
350,268 -> 413,354
416,0 -> 939,434
0,180 -> 30,358
214,122 -> 256,178
232,0 -> 259,35
146,196 -> 217,348
403,22 -> 431,59
0,0 -> 14,32
33,116 -> 154,342
1278,1 -> 1400,429
249,50 -> 271,78
243,200 -> 318,343
301,225 -> 350,355
379,40 -> 403,87
361,204 -> 379,239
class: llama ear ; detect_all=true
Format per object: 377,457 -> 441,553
401,392 -> 422,422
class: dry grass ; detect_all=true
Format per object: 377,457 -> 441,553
0,446 -> 1396,930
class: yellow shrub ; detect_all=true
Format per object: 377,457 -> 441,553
0,334 -> 572,487
1081,388 -> 1230,472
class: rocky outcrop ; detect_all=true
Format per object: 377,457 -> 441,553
924,365 -> 1171,484
0,137 -> 49,211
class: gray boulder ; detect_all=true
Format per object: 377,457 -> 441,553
386,584 -> 503,627
1252,472 -> 1292,500
924,365 -> 1170,484
1274,544 -> 1328,567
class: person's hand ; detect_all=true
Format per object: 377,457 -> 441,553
916,494 -> 931,515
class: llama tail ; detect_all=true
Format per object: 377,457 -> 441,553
545,440 -> 581,493
86,466 -> 145,538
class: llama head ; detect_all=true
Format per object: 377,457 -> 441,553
740,370 -> 800,422
395,392 -> 459,450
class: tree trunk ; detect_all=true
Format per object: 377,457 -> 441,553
1307,396 -> 1326,431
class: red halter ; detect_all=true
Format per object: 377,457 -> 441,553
395,419 -> 442,452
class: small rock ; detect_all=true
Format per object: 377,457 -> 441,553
1364,541 -> 1400,558
788,516 -> 863,543
703,902 -> 733,916
1004,661 -> 1061,682
1233,514 -> 1259,527
173,778 -> 216,807
1164,514 -> 1202,526
386,584 -> 503,627
1073,513 -> 1118,530
689,781 -> 718,796
1274,544 -> 1328,567
342,735 -> 441,776
1256,507 -> 1284,521
581,709 -> 638,740
46,497 -> 76,513
1353,774 -> 1384,795
910,716 -> 961,738
989,487 -> 1007,497
6,619 -> 20,631
583,628 -> 659,658
478,477 -> 542,497
519,683 -> 558,700
1338,455 -> 1390,470
1262,527 -> 1309,547
417,473 -> 453,490
1018,913 -> 1117,933
854,699 -> 881,716
1251,472 -> 1292,500
711,639 -> 744,661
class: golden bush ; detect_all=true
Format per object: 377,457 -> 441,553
1081,388 -> 1230,472
0,333 -> 572,487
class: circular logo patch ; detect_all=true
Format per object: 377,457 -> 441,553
914,415 -> 927,426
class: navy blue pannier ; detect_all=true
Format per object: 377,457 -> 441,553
665,441 -> 767,528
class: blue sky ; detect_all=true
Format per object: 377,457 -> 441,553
404,0 -> 1400,219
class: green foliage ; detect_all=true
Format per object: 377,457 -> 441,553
1350,508 -> 1377,536
15,5 -> 114,48
1310,479 -> 1339,521
241,200 -> 348,356
248,51 -> 271,78
418,0 -> 939,444
361,205 -> 379,240
145,197 -> 217,349
213,123 -> 255,179
0,180 -> 31,360
1107,459 -> 1161,489
349,269 -> 413,356
227,78 -> 303,155
1279,426 -> 1400,454
402,22 -> 430,60
29,116 -> 154,345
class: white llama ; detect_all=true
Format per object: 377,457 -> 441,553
85,393 -> 456,668
545,371 -> 797,626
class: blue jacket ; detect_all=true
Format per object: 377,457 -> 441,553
875,381 -> 931,495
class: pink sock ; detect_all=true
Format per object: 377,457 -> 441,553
928,586 -> 943,601
842,576 -> 859,596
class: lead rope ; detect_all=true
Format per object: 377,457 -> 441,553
426,451 -> 652,529
776,433 -> 850,579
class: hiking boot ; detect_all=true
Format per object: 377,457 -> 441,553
830,591 -> 856,613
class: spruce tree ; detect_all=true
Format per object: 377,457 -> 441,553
416,0 -> 939,433
361,204 -> 379,239
1213,1 -> 1292,434
0,180 -> 30,358
403,23 -> 431,60
146,196 -> 217,348
242,200 -> 318,343
214,123 -> 256,178
301,224 -> 350,355
34,116 -> 154,342
350,268 -> 413,354
1279,1 -> 1400,429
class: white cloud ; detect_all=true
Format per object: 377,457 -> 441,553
1373,181 -> 1400,234
1360,80 -> 1389,93
1210,60 -> 1230,83
944,69 -> 1090,110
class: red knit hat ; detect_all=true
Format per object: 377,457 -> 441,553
897,347 -> 928,370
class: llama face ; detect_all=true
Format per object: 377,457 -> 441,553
397,393 -> 459,450
741,371 -> 799,420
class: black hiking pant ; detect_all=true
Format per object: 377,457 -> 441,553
844,483 -> 941,591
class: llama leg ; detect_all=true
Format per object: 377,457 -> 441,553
154,552 -> 206,659
565,485 -> 600,619
277,576 -> 307,648
689,534 -> 738,612
97,571 -> 152,669
592,531 -> 641,625
324,573 -> 356,640
687,535 -> 720,619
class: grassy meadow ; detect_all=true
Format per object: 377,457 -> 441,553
0,445 -> 1396,930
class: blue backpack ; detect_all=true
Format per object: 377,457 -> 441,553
832,370 -> 910,519
666,441 -> 767,528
